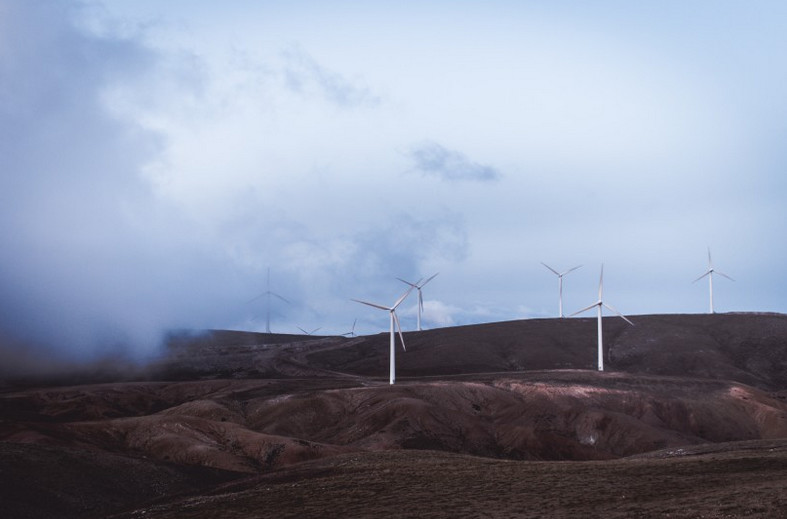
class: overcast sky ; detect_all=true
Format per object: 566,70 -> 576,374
2,0 -> 786,364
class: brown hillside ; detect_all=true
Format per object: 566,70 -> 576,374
2,312 -> 787,517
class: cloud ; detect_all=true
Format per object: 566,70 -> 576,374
281,46 -> 380,108
0,0 -> 225,362
345,213 -> 468,285
3,0 -> 787,372
407,141 -> 501,182
421,300 -> 460,328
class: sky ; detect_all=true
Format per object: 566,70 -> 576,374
1,0 -> 786,368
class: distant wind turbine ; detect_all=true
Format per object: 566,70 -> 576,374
396,273 -> 439,331
541,263 -> 581,318
297,326 -> 321,336
694,247 -> 734,314
569,265 -> 634,371
352,286 -> 414,384
248,267 -> 290,334
342,319 -> 357,337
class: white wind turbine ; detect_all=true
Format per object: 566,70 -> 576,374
541,263 -> 581,318
569,265 -> 634,371
352,286 -> 414,385
396,273 -> 439,331
694,247 -> 734,314
248,267 -> 290,334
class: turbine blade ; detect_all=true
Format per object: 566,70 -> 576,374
393,311 -> 406,351
693,271 -> 710,283
541,262 -> 560,276
569,302 -> 599,317
396,277 -> 418,288
716,271 -> 735,281
247,292 -> 265,304
603,302 -> 634,326
392,285 -> 415,309
707,247 -> 713,268
421,272 -> 439,287
297,326 -> 308,334
270,292 -> 290,304
563,265 -> 582,276
312,327 -> 321,334
351,298 -> 390,311
342,320 -> 355,337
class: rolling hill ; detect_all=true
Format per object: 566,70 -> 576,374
2,312 -> 787,518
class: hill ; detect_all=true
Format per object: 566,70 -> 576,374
152,312 -> 787,390
2,312 -> 787,517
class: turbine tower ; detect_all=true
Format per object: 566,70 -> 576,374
694,247 -> 734,314
569,265 -> 633,371
396,273 -> 439,331
352,286 -> 414,384
541,263 -> 581,318
248,267 -> 290,333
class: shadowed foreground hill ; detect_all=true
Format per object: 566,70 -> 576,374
2,312 -> 787,517
108,445 -> 787,519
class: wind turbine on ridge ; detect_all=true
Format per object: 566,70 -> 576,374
694,247 -> 734,314
541,262 -> 581,318
248,267 -> 290,334
352,286 -> 414,385
569,265 -> 633,371
342,319 -> 357,337
297,326 -> 321,336
396,273 -> 439,331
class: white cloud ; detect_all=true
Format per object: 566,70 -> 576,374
421,300 -> 460,328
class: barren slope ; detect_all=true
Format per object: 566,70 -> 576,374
3,312 -> 787,517
110,444 -> 787,519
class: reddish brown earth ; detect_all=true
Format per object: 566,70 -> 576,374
2,312 -> 787,518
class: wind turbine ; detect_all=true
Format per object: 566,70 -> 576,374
297,326 -> 321,336
541,263 -> 581,318
569,265 -> 634,371
248,267 -> 290,333
396,273 -> 439,331
352,286 -> 414,384
694,247 -> 734,314
342,319 -> 357,337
